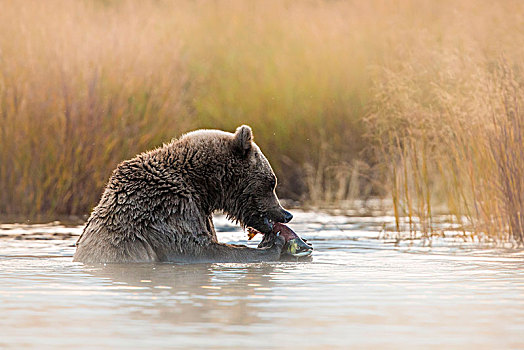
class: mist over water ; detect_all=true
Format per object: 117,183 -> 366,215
1,211 -> 523,349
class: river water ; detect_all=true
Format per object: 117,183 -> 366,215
0,211 -> 523,349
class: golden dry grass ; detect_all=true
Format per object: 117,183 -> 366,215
365,1 -> 524,242
0,0 -> 522,241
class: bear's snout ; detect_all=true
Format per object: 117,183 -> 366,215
268,207 -> 293,224
282,210 -> 293,223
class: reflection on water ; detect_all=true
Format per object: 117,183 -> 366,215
0,211 -> 523,349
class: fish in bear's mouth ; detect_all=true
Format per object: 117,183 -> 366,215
243,216 -> 275,235
245,208 -> 293,234
246,222 -> 313,258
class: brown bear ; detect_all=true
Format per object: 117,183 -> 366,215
73,125 -> 293,263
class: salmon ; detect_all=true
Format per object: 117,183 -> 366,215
247,222 -> 313,257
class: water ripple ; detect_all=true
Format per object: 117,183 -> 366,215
0,212 -> 523,349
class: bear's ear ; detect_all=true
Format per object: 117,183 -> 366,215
233,125 -> 253,156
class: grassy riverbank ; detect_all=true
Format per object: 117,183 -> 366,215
0,0 -> 522,241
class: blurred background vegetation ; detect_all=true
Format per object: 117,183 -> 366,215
0,0 -> 522,241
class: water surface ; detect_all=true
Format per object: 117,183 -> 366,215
0,212 -> 523,349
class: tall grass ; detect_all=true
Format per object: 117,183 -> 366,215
0,0 -> 376,216
366,22 -> 524,242
0,0 -> 523,242
0,1 -> 191,215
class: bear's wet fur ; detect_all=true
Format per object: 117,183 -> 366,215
73,125 -> 293,263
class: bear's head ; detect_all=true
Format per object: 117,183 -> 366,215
226,125 -> 293,234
